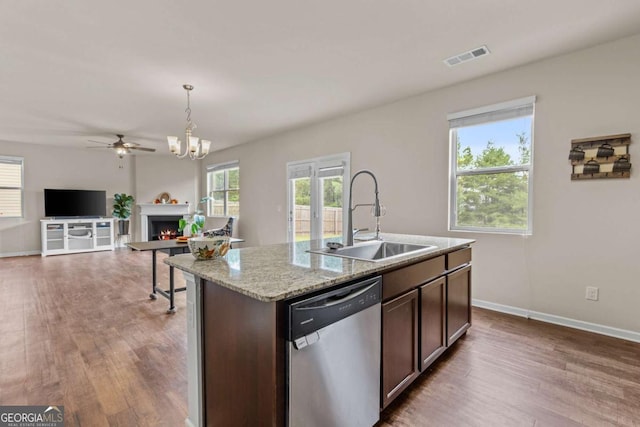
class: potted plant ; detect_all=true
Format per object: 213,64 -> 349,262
178,196 -> 210,236
112,193 -> 135,235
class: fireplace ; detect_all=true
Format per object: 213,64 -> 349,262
148,215 -> 182,241
138,203 -> 190,242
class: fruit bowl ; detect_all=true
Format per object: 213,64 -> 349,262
188,236 -> 230,260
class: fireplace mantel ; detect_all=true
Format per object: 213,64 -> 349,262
138,203 -> 190,242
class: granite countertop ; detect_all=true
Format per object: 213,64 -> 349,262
164,233 -> 474,302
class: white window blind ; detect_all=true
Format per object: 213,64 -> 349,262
317,163 -> 345,178
206,160 -> 239,173
0,156 -> 24,218
288,165 -> 312,180
447,96 -> 536,128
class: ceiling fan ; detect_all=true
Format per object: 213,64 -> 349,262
88,134 -> 156,158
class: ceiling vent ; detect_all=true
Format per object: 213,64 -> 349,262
444,45 -> 490,67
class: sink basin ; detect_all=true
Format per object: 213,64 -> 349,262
309,241 -> 436,262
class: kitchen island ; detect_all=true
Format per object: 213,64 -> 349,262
165,233 -> 474,427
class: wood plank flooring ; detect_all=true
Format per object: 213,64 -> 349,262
0,249 -> 188,426
1,249 -> 640,426
379,308 -> 640,426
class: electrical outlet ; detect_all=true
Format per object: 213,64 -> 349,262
586,286 -> 599,301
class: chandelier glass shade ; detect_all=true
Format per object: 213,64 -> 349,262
167,84 -> 211,160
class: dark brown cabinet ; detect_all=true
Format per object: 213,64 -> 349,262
194,242 -> 472,426
381,246 -> 472,408
419,277 -> 446,371
381,289 -> 419,409
446,265 -> 472,346
202,281 -> 285,426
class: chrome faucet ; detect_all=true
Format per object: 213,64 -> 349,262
352,227 -> 369,240
346,170 -> 382,246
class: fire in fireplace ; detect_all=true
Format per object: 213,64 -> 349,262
147,215 -> 182,241
159,229 -> 178,240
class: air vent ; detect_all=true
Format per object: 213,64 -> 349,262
444,45 -> 490,67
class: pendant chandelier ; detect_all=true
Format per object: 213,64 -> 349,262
167,84 -> 211,160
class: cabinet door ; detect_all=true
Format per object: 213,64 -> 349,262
447,265 -> 472,346
420,277 -> 446,371
381,289 -> 419,409
95,221 -> 113,248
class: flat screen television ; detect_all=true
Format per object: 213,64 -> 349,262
44,189 -> 107,218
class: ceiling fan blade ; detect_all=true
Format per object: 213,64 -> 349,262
88,140 -> 112,145
87,146 -> 113,149
129,146 -> 156,152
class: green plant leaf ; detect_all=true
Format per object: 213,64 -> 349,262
112,193 -> 135,219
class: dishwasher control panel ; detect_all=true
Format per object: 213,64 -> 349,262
287,276 -> 381,341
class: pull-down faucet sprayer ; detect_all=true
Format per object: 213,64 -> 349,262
346,170 -> 382,246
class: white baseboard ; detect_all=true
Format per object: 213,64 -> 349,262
0,250 -> 41,258
472,299 -> 640,344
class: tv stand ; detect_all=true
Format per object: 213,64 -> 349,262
41,218 -> 115,256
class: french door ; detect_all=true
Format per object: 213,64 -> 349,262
287,153 -> 350,242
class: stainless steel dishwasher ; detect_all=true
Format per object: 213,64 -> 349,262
287,275 -> 381,427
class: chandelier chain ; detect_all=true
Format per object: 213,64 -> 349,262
185,89 -> 195,130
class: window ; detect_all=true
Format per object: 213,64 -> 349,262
287,153 -> 350,242
206,161 -> 239,216
448,96 -> 535,234
0,156 -> 24,218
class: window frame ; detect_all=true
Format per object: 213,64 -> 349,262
448,96 -> 535,235
0,155 -> 25,219
205,161 -> 239,217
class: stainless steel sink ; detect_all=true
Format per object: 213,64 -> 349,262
308,241 -> 436,262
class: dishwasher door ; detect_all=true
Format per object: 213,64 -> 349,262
287,277 -> 381,427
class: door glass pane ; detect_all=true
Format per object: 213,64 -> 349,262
292,177 -> 311,241
320,176 -> 343,239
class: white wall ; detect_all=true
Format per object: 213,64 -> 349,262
0,142 -> 132,255
135,156 -> 200,205
207,33 -> 640,333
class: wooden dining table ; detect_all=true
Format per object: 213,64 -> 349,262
128,238 -> 243,313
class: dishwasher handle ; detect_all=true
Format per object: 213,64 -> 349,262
288,276 -> 381,340
296,281 -> 379,310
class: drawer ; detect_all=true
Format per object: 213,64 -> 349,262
447,247 -> 471,271
383,255 -> 445,301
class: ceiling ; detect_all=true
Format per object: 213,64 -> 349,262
2,1 -> 640,155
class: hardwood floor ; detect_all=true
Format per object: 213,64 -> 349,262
379,309 -> 640,427
0,249 -> 188,426
1,250 -> 640,426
